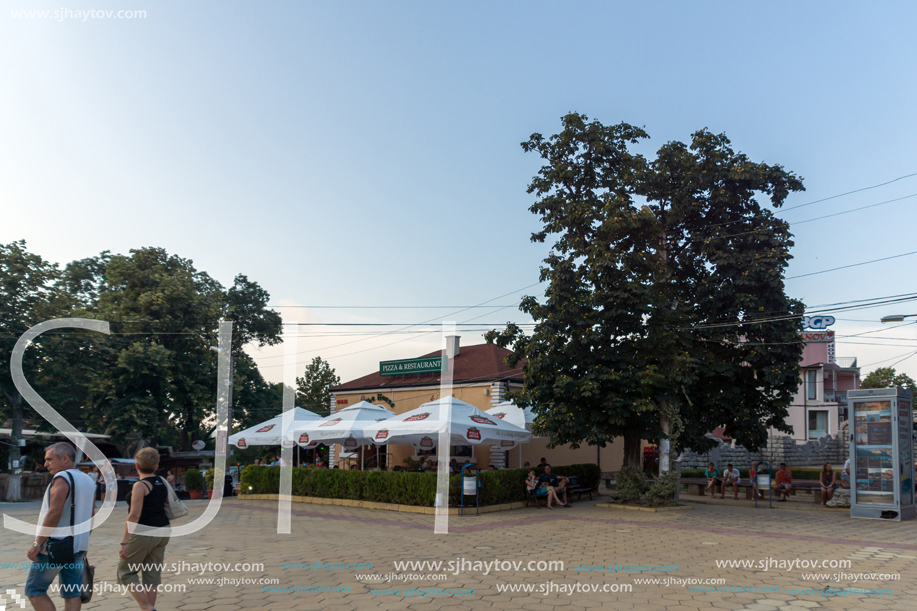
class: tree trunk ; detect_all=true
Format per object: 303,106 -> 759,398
622,433 -> 643,468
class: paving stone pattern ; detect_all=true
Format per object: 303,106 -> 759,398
2,497 -> 917,610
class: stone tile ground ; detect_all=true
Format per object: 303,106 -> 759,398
3,498 -> 917,610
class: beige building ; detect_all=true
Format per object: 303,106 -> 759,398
328,337 -> 624,472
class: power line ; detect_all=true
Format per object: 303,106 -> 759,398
268,305 -> 520,309
780,171 -> 917,212
786,250 -> 917,280
791,192 -> 917,225
279,322 -> 535,327
253,280 -> 544,363
859,349 -> 917,369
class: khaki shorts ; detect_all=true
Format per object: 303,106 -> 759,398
117,534 -> 170,586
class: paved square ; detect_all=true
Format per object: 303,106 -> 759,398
3,498 -> 917,609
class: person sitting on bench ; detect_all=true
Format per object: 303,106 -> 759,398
527,469 -> 562,509
775,463 -> 793,501
721,463 -> 740,499
704,462 -> 721,495
538,465 -> 570,507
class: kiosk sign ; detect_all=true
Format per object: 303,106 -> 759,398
849,388 -> 915,521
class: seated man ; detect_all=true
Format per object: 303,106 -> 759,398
720,463 -> 741,500
538,465 -> 570,507
775,463 -> 793,501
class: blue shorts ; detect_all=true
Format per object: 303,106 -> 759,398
535,487 -> 548,497
25,551 -> 85,599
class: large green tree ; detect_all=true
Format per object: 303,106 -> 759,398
487,114 -> 805,468
296,357 -> 340,417
55,247 -> 283,450
0,241 -> 65,500
861,367 -> 916,393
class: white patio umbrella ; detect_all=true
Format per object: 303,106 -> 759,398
486,401 -> 536,431
292,401 -> 394,469
225,407 -> 322,449
362,397 -> 532,452
486,401 -> 539,468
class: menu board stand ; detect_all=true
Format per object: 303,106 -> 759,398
849,388 -> 914,521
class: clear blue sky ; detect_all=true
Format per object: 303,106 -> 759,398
2,1 -> 916,383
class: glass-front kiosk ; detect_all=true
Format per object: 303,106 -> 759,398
848,388 -> 914,520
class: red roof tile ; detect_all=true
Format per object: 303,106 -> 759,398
332,343 -> 526,391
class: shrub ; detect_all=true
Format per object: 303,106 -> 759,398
646,472 -> 679,507
184,468 -> 203,492
204,468 -> 215,490
238,463 -> 599,507
614,465 -> 646,504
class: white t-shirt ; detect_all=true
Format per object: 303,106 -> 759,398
36,468 -> 95,553
723,468 -> 741,483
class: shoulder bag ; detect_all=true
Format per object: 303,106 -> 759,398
161,476 -> 189,520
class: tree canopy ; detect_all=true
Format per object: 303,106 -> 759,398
861,367 -> 916,393
487,113 -> 805,466
1,243 -> 285,452
296,356 -> 341,417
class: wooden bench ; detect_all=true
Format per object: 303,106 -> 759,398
564,475 -> 595,501
680,477 -> 824,502
525,484 -> 547,507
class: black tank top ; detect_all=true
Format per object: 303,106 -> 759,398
126,476 -> 170,528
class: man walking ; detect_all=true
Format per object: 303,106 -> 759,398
25,442 -> 95,611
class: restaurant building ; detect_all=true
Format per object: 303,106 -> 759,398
328,336 -> 624,471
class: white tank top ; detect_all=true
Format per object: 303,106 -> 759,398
36,468 -> 95,553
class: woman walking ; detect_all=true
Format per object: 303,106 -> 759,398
117,447 -> 170,611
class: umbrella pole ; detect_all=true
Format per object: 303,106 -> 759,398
361,446 -> 364,471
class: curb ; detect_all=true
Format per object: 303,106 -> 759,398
594,502 -> 692,512
237,494 -> 528,515
681,498 -> 849,511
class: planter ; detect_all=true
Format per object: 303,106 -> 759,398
208,489 -> 217,499
188,490 -> 202,500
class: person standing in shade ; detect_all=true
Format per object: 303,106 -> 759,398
819,462 -> 838,506
25,443 -> 95,611
117,447 -> 170,611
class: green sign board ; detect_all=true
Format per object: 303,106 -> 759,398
379,356 -> 443,376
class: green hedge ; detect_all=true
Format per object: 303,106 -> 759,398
240,463 -> 601,507
679,467 -> 832,480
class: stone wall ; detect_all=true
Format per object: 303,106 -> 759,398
676,421 -> 850,470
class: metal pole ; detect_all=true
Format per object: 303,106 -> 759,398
7,403 -> 23,501
226,356 -> 234,463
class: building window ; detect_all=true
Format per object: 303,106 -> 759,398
451,445 -> 473,458
808,410 -> 829,439
806,370 -> 817,400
